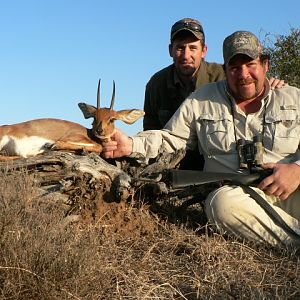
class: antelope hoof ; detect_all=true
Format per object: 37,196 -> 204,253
43,142 -> 56,151
78,148 -> 89,156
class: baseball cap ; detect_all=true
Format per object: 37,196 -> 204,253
170,18 -> 205,42
223,31 -> 264,65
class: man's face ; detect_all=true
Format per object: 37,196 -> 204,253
226,54 -> 269,102
170,35 -> 207,78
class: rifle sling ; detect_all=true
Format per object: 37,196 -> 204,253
237,184 -> 300,241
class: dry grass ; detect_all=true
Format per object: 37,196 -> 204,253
0,169 -> 299,299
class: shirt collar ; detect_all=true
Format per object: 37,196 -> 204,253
173,65 -> 198,90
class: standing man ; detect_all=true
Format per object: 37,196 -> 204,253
144,18 -> 224,170
102,31 -> 300,248
143,18 -> 224,131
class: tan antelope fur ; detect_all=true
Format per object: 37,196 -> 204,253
0,80 -> 144,161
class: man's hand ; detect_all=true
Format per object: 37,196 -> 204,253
257,163 -> 300,200
101,129 -> 133,159
269,77 -> 286,90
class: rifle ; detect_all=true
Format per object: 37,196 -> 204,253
170,168 -> 272,189
167,168 -> 300,241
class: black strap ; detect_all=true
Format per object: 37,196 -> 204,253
239,184 -> 300,241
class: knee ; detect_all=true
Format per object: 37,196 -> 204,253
204,185 -> 243,226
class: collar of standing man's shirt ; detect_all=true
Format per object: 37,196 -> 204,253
173,65 -> 197,92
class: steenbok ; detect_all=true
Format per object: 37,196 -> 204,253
0,80 -> 144,161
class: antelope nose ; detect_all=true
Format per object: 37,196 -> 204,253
96,128 -> 103,135
94,124 -> 104,136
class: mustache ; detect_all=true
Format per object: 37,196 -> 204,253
238,78 -> 256,85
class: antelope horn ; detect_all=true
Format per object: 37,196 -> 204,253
110,80 -> 115,110
97,79 -> 101,110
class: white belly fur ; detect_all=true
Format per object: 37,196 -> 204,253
0,135 -> 54,158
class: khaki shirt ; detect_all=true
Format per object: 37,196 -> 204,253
132,80 -> 300,174
143,61 -> 225,130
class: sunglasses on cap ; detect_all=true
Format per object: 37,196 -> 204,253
171,20 -> 204,37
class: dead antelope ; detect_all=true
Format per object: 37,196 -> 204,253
0,80 -> 144,161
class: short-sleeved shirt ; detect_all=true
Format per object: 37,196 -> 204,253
143,61 -> 225,130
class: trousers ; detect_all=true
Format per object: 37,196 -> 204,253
204,185 -> 300,247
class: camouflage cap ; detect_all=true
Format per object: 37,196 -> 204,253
223,31 -> 263,65
170,18 -> 205,42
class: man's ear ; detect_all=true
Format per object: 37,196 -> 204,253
265,59 -> 270,72
201,44 -> 208,59
169,44 -> 173,57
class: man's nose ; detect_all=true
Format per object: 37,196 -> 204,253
181,47 -> 191,59
238,65 -> 250,78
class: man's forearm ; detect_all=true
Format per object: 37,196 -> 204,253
129,129 -> 188,159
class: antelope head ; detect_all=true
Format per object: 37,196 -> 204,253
78,80 -> 144,141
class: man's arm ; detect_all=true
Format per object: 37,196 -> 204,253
102,97 -> 198,160
102,126 -> 192,160
269,77 -> 286,89
257,162 -> 300,200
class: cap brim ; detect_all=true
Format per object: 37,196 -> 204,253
171,28 -> 202,41
226,50 -> 259,65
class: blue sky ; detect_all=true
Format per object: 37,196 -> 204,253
0,0 -> 299,135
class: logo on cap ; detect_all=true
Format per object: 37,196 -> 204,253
223,31 -> 263,65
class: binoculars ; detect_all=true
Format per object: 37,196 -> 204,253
237,136 -> 264,173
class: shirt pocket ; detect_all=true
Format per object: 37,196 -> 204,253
198,113 -> 235,155
264,110 -> 300,155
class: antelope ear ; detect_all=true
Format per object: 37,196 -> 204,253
116,109 -> 145,124
78,103 -> 97,119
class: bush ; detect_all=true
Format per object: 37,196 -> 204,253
263,27 -> 300,88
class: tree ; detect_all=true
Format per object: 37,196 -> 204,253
263,28 -> 300,88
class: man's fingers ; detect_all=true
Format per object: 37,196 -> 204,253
261,162 -> 276,170
101,150 -> 114,159
257,174 -> 274,190
101,140 -> 117,158
102,141 -> 117,151
264,184 -> 277,195
103,145 -> 117,152
279,192 -> 289,201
